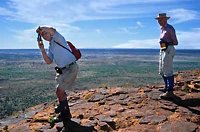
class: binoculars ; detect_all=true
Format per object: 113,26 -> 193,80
159,39 -> 168,51
37,34 -> 42,42
36,26 -> 42,42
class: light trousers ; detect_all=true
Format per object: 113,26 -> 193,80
159,46 -> 175,77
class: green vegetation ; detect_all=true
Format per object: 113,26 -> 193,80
77,61 -> 161,89
0,60 -> 56,118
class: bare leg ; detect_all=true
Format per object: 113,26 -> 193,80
56,87 -> 67,101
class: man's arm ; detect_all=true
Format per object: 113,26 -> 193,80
38,41 -> 53,64
170,27 -> 178,45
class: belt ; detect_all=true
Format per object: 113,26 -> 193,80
61,62 -> 76,70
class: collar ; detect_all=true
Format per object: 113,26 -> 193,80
160,24 -> 168,30
50,31 -> 58,43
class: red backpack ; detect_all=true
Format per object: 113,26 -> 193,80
54,40 -> 81,61
66,41 -> 81,60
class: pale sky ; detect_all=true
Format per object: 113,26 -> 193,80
0,0 -> 200,49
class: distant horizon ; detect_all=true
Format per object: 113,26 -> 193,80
0,48 -> 200,50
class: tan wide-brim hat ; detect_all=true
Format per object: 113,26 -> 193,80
155,13 -> 170,20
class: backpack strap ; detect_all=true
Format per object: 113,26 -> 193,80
54,40 -> 73,54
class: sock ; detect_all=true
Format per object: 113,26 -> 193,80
166,75 -> 174,91
59,99 -> 72,120
162,76 -> 167,90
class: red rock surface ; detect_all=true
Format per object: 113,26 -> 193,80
1,69 -> 200,132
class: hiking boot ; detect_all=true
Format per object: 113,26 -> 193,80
55,105 -> 62,114
55,99 -> 71,116
160,91 -> 175,99
53,113 -> 63,123
53,113 -> 71,123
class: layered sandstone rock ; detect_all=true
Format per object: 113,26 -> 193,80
1,69 -> 200,132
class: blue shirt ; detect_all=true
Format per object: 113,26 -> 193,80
47,31 -> 76,68
160,24 -> 178,45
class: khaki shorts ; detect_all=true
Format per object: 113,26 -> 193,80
55,63 -> 78,90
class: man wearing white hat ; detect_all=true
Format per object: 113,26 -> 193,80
155,13 -> 178,99
36,26 -> 79,129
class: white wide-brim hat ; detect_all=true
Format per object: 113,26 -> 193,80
36,26 -> 55,35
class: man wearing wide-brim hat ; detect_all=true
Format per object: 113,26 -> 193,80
155,13 -> 170,20
36,26 -> 79,130
155,13 -> 178,99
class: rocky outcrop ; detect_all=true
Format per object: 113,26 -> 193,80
1,69 -> 200,132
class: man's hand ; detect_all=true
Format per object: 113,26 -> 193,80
37,33 -> 45,51
38,41 -> 45,51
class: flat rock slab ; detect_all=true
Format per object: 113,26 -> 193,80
139,115 -> 167,125
157,120 -> 198,132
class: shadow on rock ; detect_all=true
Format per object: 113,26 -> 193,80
63,120 -> 96,132
165,95 -> 200,115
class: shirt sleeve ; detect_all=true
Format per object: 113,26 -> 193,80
169,26 -> 178,45
47,47 -> 53,61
